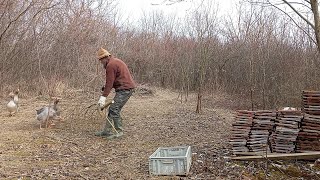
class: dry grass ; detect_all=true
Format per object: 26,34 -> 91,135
0,88 -> 237,179
1,88 -> 317,179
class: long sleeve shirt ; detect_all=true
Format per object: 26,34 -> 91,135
102,57 -> 136,97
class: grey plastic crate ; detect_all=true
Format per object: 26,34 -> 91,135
149,146 -> 192,176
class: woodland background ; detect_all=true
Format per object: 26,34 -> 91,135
1,0 -> 320,110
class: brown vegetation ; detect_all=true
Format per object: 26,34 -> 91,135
0,0 -> 319,110
1,0 -> 320,178
1,89 -> 319,179
0,88 -> 237,179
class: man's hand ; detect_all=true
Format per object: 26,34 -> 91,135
98,96 -> 106,107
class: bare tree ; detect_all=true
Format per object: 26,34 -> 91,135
248,0 -> 320,53
1,0 -> 320,111
184,1 -> 218,113
0,0 -> 119,95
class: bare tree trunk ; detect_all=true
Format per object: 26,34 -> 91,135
196,86 -> 202,113
250,55 -> 254,111
262,57 -> 266,110
311,0 -> 320,53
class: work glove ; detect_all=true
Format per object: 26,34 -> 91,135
98,96 -> 106,108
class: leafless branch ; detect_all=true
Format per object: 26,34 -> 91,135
0,1 -> 34,43
280,0 -> 315,29
269,2 -> 317,44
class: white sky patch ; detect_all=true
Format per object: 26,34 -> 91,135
116,0 -> 241,23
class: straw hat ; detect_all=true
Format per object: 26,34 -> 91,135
97,47 -> 111,59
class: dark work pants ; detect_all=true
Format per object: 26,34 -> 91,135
105,89 -> 133,133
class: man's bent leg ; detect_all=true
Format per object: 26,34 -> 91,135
95,113 -> 114,137
108,89 -> 133,138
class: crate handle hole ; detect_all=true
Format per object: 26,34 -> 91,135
162,160 -> 174,164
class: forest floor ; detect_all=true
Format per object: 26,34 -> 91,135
0,87 -> 319,179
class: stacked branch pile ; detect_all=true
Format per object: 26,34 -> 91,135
270,110 -> 302,153
297,91 -> 320,151
230,110 -> 254,154
248,110 -> 276,153
230,110 -> 276,154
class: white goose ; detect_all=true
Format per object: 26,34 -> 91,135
36,97 -> 62,129
6,90 -> 19,116
13,89 -> 19,112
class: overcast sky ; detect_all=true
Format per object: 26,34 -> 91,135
116,0 -> 241,22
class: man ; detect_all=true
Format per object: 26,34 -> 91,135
96,47 -> 136,139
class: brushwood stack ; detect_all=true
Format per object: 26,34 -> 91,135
230,90 -> 320,155
230,110 -> 254,154
270,110 -> 302,153
297,91 -> 320,151
247,110 -> 276,153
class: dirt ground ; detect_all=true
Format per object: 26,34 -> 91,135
0,88 -> 319,179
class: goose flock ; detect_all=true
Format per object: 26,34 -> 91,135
5,89 -> 63,129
